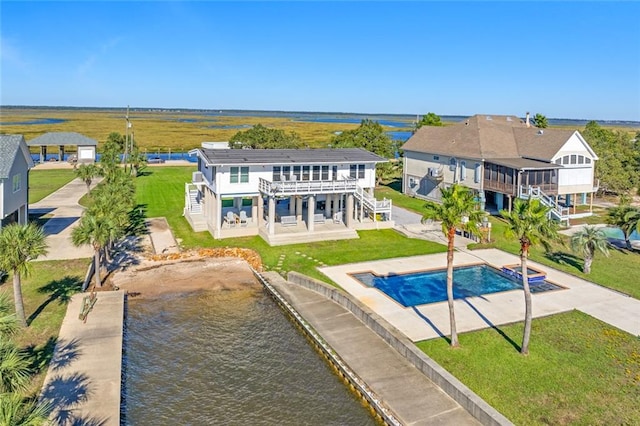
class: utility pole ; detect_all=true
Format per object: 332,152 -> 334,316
124,105 -> 131,172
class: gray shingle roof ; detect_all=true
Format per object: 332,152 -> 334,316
0,134 -> 31,178
402,114 -> 580,166
197,148 -> 386,166
28,132 -> 98,146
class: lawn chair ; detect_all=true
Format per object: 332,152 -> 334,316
225,211 -> 236,228
239,210 -> 248,227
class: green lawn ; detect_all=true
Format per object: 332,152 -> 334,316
418,310 -> 640,425
29,168 -> 77,203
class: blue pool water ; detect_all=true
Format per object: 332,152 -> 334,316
601,226 -> 639,241
352,264 -> 561,307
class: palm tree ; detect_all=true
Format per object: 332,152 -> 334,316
570,226 -> 610,274
622,208 -> 640,245
0,224 -> 48,327
500,198 -> 560,355
74,163 -> 101,195
71,213 -> 112,288
0,393 -> 50,426
0,294 -> 30,394
422,184 -> 485,347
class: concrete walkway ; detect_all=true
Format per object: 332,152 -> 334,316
266,272 -> 483,426
39,291 -> 124,426
30,177 -> 101,261
320,249 -> 640,341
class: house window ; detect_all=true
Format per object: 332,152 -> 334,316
578,156 -> 584,165
230,166 -> 249,183
312,166 -> 320,180
293,166 -> 301,181
460,161 -> 467,181
585,158 -> 591,164
283,166 -> 291,179
321,165 -> 329,180
449,157 -> 457,171
12,174 -> 21,192
358,164 -> 365,179
562,155 -> 570,164
302,166 -> 310,181
273,166 -> 281,181
474,163 -> 481,183
350,165 -> 357,178
570,155 -> 577,164
433,155 -> 439,160
332,165 -> 338,180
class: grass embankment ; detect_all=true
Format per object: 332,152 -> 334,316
418,310 -> 640,425
3,259 -> 88,395
1,108 -> 415,151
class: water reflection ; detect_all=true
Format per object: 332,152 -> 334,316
123,289 -> 377,425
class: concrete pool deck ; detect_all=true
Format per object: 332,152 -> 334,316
320,248 -> 640,342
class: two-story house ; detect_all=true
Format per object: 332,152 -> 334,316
402,114 -> 599,223
1,135 -> 34,229
184,148 -> 393,246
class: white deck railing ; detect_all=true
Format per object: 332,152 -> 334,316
258,177 -> 358,196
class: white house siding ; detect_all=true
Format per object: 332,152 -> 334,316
404,151 -> 481,198
1,154 -> 29,225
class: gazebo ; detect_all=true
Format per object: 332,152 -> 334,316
28,132 -> 97,164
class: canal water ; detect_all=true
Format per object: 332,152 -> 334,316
123,288 -> 378,425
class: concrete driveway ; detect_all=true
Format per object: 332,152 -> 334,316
30,178 -> 101,261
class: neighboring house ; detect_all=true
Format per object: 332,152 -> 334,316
402,114 -> 599,223
184,148 -> 393,246
28,132 -> 97,164
0,135 -> 34,229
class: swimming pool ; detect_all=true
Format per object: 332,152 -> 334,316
600,226 -> 639,241
351,264 -> 561,307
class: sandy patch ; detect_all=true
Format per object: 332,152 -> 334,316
109,256 -> 261,299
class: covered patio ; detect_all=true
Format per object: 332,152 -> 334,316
28,132 -> 97,164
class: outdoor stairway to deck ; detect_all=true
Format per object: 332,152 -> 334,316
354,185 -> 392,219
188,190 -> 202,214
518,185 -> 569,223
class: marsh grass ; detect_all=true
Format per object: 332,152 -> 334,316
1,108 -> 405,151
417,310 -> 640,425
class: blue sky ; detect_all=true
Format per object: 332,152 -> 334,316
2,1 -> 639,121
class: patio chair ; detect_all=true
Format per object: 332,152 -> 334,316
239,210 -> 249,227
225,211 -> 236,228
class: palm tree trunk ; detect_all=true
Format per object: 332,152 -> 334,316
584,255 -> 593,274
93,248 -> 102,288
447,227 -> 459,347
12,271 -> 27,327
521,247 -> 532,355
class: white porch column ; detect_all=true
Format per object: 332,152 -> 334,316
289,196 -> 296,215
307,195 -> 315,232
214,192 -> 222,238
252,197 -> 258,225
345,193 -> 354,228
296,197 -> 303,221
268,196 -> 276,236
257,194 -> 264,228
